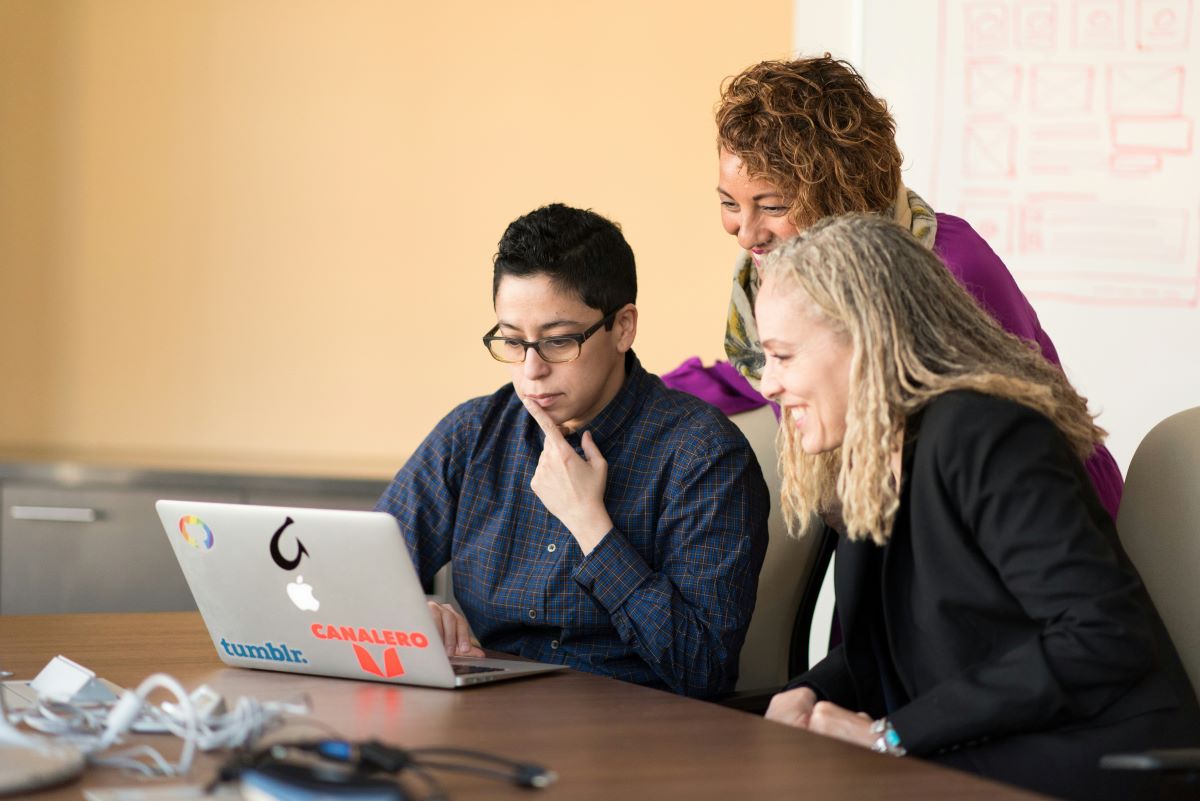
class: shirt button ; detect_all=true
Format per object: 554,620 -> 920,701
546,543 -> 557,553
550,640 -> 560,650
528,609 -> 537,620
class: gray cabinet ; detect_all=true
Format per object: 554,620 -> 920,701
1,484 -> 241,614
0,464 -> 389,615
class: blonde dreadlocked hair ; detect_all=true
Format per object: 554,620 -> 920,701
760,214 -> 1106,545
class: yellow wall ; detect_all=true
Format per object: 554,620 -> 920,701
0,0 -> 792,477
0,1 -> 58,449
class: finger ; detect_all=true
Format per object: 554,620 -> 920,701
580,431 -> 605,463
440,607 -> 462,656
765,697 -> 801,727
521,396 -> 570,448
769,707 -> 808,729
808,711 -> 836,737
808,702 -> 836,733
427,601 -> 456,655
810,705 -> 869,745
453,607 -> 474,655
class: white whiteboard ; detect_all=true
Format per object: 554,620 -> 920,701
857,0 -> 1200,470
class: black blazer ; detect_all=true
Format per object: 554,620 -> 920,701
792,392 -> 1200,762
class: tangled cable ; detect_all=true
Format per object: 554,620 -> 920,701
4,667 -> 555,798
14,672 -> 309,777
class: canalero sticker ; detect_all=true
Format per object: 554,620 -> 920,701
311,624 -> 430,679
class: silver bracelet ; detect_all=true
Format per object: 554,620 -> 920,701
869,717 -> 907,757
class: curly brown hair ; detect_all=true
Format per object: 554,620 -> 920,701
717,56 -> 903,228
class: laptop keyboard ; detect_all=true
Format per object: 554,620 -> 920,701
452,664 -> 504,676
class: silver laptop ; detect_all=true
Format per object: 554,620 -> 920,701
156,500 -> 566,688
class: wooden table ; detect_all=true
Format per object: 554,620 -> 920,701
0,613 -> 1047,800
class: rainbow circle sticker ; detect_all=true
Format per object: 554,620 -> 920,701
178,515 -> 214,550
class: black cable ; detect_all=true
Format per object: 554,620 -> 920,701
409,745 -> 535,765
409,745 -> 556,787
209,736 -> 555,799
403,764 -> 449,801
410,758 -> 536,784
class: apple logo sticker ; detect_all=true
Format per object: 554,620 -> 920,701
287,575 -> 320,612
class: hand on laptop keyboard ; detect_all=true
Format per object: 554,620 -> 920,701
427,601 -> 486,657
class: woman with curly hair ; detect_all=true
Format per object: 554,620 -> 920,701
755,214 -> 1200,801
712,55 -> 1124,518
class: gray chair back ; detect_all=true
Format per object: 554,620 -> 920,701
1116,406 -> 1200,697
728,405 -> 826,691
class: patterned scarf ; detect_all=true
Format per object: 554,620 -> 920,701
724,184 -> 938,384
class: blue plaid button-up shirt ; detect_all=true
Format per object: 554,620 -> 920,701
376,353 -> 769,697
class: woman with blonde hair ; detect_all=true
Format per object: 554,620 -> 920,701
755,214 -> 1200,801
707,54 -> 1124,519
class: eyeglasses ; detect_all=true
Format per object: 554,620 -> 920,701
482,310 -> 618,364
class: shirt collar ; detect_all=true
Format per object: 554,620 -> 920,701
526,351 -> 650,450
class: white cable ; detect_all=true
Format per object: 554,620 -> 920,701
92,743 -> 177,777
116,673 -> 197,774
14,669 -> 308,779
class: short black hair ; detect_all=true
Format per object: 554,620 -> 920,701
492,204 -> 637,325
